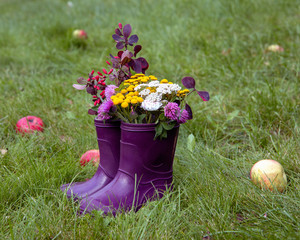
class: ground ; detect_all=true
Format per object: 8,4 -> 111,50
0,0 -> 299,239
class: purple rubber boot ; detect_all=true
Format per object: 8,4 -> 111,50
80,122 -> 179,215
60,119 -> 120,200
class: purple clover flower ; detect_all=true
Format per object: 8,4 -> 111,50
98,100 -> 113,113
178,109 -> 189,124
164,102 -> 181,121
164,102 -> 189,124
97,113 -> 112,121
105,85 -> 117,99
97,100 -> 113,120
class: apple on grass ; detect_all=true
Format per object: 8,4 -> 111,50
16,116 -> 44,135
73,29 -> 88,40
250,159 -> 287,193
80,150 -> 100,167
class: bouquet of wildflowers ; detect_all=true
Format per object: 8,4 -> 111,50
73,23 -> 209,138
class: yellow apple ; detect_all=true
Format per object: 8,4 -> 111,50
250,159 -> 287,192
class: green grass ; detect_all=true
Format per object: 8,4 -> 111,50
0,0 -> 299,239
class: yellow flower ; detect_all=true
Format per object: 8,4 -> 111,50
135,74 -> 145,77
121,102 -> 129,108
168,82 -> 173,84
124,98 -> 131,103
112,99 -> 120,105
116,93 -> 125,99
137,97 -> 144,103
124,83 -> 130,86
121,89 -> 127,94
149,75 -> 157,80
160,79 -> 168,83
131,99 -> 138,104
183,89 -> 190,93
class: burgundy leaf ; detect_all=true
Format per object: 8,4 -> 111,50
117,51 -> 123,58
121,50 -> 133,64
119,70 -> 125,78
111,56 -> 120,68
185,104 -> 193,120
112,34 -> 123,42
121,50 -> 133,60
86,86 -> 96,94
132,59 -> 142,73
116,42 -> 124,49
123,24 -> 132,38
76,77 -> 87,84
121,65 -> 130,73
137,57 -> 149,69
109,74 -> 116,81
115,28 -> 122,36
121,57 -> 131,65
197,91 -> 210,101
73,84 -> 86,90
134,45 -> 142,57
182,77 -> 196,89
127,60 -> 134,68
88,109 -> 97,115
128,35 -> 138,44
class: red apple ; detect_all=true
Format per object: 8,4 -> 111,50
250,159 -> 287,192
80,149 -> 100,167
73,29 -> 88,39
16,116 -> 44,134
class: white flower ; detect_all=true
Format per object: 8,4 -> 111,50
148,81 -> 160,87
141,100 -> 162,111
140,92 -> 163,111
139,88 -> 151,97
144,92 -> 162,102
156,83 -> 181,94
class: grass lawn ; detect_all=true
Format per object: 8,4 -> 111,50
0,0 -> 299,239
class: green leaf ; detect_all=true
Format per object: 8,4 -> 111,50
187,134 -> 196,152
154,123 -> 163,140
129,112 -> 138,121
161,122 -> 175,130
159,113 -> 165,120
226,110 -> 240,121
137,114 -> 146,122
65,111 -> 76,119
115,82 -> 125,91
91,106 -> 98,111
161,129 -> 168,139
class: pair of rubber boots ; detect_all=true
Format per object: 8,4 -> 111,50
61,119 -> 179,215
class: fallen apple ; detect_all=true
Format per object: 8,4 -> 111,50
73,29 -> 88,39
250,159 -> 287,192
267,44 -> 284,53
16,116 -> 44,134
80,149 -> 100,167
